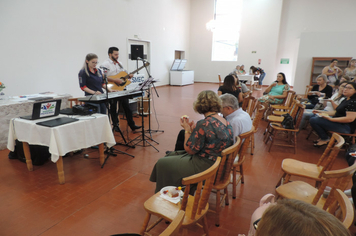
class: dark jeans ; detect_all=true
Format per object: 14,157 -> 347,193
110,98 -> 136,128
309,116 -> 351,140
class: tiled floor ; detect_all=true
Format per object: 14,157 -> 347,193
1,83 -> 355,236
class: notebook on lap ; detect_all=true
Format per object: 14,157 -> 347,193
36,117 -> 79,127
20,99 -> 62,120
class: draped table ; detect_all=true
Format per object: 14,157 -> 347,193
0,93 -> 71,150
7,114 -> 116,184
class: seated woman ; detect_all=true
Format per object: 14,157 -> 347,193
218,74 -> 243,106
150,90 -> 233,193
254,199 -> 350,236
257,72 -> 289,107
239,64 -> 246,75
305,74 -> 333,109
299,81 -> 346,130
233,65 -> 243,75
310,82 -> 356,147
233,74 -> 250,97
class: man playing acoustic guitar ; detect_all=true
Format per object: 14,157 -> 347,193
101,47 -> 141,131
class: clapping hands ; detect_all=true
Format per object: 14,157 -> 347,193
180,116 -> 195,133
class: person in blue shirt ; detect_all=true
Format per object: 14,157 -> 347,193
78,53 -> 112,114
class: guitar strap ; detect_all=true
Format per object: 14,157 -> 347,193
114,59 -> 124,70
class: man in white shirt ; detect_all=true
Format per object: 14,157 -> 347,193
101,47 -> 141,131
220,93 -> 252,139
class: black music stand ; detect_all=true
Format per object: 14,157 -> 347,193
127,77 -> 159,152
141,63 -> 164,138
101,70 -> 134,169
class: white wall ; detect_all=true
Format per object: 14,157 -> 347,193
294,31 -> 356,94
0,0 -> 191,97
189,0 -> 283,85
275,0 -> 356,93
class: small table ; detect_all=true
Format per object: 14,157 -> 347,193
7,114 -> 116,184
238,74 -> 256,90
0,93 -> 71,150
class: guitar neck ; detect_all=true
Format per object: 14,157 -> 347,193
130,62 -> 150,75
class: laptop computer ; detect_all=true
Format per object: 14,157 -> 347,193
36,117 -> 79,127
28,96 -> 54,101
20,99 -> 62,120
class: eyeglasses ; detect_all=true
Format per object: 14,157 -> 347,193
253,218 -> 261,230
90,61 -> 99,64
344,86 -> 355,90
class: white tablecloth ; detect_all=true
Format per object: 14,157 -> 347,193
0,93 -> 71,150
7,114 -> 116,163
238,74 -> 255,85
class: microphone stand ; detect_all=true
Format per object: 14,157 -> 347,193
101,69 -> 134,169
142,60 -> 164,138
127,74 -> 159,152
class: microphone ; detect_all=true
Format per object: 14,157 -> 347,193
99,66 -> 110,71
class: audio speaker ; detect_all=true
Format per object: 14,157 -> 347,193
130,44 -> 144,60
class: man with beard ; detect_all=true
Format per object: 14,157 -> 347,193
101,47 -> 141,131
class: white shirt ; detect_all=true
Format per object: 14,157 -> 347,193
324,93 -> 345,111
226,108 -> 252,139
100,58 -> 126,77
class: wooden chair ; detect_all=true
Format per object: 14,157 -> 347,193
263,100 -> 301,138
159,210 -> 185,236
250,104 -> 266,155
270,90 -> 296,111
245,96 -> 256,117
241,94 -> 252,111
140,157 -> 221,236
276,133 -> 344,188
231,128 -> 255,199
265,103 -> 305,153
210,137 -> 241,227
218,74 -> 222,87
113,211 -> 185,236
272,98 -> 298,116
276,162 -> 356,216
329,130 -> 356,148
331,189 -> 354,229
68,97 -> 83,108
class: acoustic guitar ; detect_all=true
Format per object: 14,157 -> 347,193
107,62 -> 150,91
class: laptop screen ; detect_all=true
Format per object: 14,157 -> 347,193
40,101 -> 58,118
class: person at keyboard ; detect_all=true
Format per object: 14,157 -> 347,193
100,47 -> 141,131
78,53 -> 112,114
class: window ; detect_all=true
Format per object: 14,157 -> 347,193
209,0 -> 243,61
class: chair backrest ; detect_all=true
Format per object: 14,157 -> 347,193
282,90 -> 296,107
293,103 -> 305,129
159,210 -> 185,236
311,162 -> 356,211
180,157 -> 221,219
305,85 -> 312,97
236,128 -> 256,165
68,97 -> 83,108
241,94 -> 251,111
328,189 -> 354,229
218,74 -> 222,86
214,137 -> 241,187
316,133 -> 345,176
246,96 -> 256,117
252,104 -> 266,132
